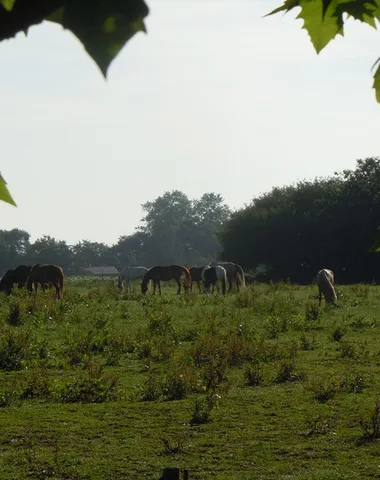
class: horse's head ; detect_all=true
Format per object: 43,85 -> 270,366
141,281 -> 148,295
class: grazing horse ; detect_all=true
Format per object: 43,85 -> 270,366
212,262 -> 246,292
27,264 -> 64,300
189,266 -> 208,293
316,269 -> 337,306
141,265 -> 191,295
0,264 -> 33,295
202,265 -> 227,295
118,266 -> 148,292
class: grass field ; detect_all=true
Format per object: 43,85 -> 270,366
1,278 -> 380,479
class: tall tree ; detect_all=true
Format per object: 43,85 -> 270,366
0,228 -> 30,274
72,240 -> 116,271
220,158 -> 380,284
25,235 -> 73,272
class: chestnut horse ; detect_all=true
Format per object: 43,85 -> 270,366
189,266 -> 208,293
141,265 -> 191,295
27,264 -> 64,299
0,264 -> 33,295
316,269 -> 337,306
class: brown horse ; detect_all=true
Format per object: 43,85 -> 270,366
316,269 -> 337,306
141,265 -> 191,295
27,264 -> 64,299
212,262 -> 246,292
189,266 -> 208,293
0,264 -> 33,295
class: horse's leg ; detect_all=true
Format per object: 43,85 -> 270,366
228,275 -> 233,292
197,280 -> 202,293
158,280 -> 162,295
27,278 -> 33,295
318,288 -> 322,306
152,280 -> 156,295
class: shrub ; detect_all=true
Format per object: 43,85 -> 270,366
359,399 -> 380,439
244,361 -> 263,387
273,360 -> 302,384
190,393 -> 220,425
59,364 -> 119,403
0,328 -> 32,371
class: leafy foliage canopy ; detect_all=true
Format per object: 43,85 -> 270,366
267,0 -> 380,101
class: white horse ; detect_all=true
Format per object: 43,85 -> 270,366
316,269 -> 337,305
201,265 -> 227,295
118,266 -> 149,292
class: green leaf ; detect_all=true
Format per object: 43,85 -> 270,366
334,0 -> 380,27
372,58 -> 380,102
296,0 -> 344,53
0,0 -> 15,11
265,0 -> 300,17
0,174 -> 16,206
46,0 -> 149,77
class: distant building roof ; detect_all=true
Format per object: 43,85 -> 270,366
84,266 -> 119,276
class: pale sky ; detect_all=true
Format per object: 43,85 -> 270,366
1,0 -> 379,246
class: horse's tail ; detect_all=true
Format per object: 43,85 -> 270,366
181,266 -> 191,288
59,267 -> 64,298
221,269 -> 227,296
235,264 -> 246,287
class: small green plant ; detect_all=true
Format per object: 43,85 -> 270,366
265,316 -> 280,339
340,373 -> 368,394
20,369 -> 52,399
359,399 -> 380,440
59,363 -> 119,403
0,328 -> 32,371
159,431 -> 186,455
305,413 -> 333,436
307,378 -> 338,403
273,360 -> 302,383
244,361 -> 263,386
139,373 -> 162,402
299,331 -> 315,351
190,393 -> 219,425
332,326 -> 344,342
7,302 -> 22,326
339,340 -> 356,359
163,365 -> 200,400
305,302 -> 320,322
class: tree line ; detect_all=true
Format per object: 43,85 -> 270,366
220,157 -> 380,284
0,191 -> 231,276
2,159 -> 380,284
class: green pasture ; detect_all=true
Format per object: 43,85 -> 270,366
1,278 -> 380,479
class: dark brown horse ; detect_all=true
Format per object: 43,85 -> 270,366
27,264 -> 64,299
189,266 -> 207,293
0,264 -> 33,295
212,262 -> 246,292
141,265 -> 191,295
202,265 -> 227,296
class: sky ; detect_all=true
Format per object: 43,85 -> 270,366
1,0 -> 379,246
